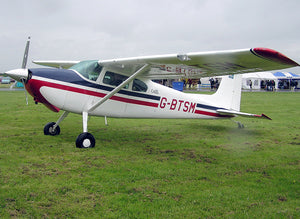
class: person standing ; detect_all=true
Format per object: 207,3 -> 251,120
209,78 -> 215,90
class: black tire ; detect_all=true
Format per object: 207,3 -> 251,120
76,132 -> 95,148
44,122 -> 61,136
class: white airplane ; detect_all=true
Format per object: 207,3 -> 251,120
3,38 -> 299,148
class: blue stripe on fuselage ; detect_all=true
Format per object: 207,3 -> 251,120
29,68 -> 161,101
196,103 -> 225,111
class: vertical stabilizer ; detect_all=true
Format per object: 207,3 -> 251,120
211,74 -> 242,111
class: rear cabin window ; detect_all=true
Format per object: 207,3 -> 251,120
103,71 -> 148,92
133,79 -> 148,92
103,71 -> 129,89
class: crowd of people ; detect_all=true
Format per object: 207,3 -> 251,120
278,80 -> 298,90
260,80 -> 276,91
209,78 -> 220,90
156,78 -> 299,91
182,78 -> 201,89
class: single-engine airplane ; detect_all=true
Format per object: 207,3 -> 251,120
3,38 -> 299,148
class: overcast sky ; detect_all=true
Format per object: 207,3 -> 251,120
1,0 -> 300,73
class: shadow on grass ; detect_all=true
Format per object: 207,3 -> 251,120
184,120 -> 265,137
77,119 -> 266,152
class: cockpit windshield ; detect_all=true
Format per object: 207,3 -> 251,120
69,60 -> 102,81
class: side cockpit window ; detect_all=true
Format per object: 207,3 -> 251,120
103,71 -> 129,89
70,60 -> 102,81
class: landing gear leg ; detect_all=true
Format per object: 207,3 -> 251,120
76,111 -> 95,148
44,111 -> 69,136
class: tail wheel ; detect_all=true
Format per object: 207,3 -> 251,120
76,132 -> 95,148
44,122 -> 60,136
237,122 -> 245,129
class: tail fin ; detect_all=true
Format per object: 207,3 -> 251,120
210,74 -> 242,111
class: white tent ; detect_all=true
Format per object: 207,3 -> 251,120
273,72 -> 300,89
242,72 -> 277,90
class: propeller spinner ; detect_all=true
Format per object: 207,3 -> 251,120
5,68 -> 29,82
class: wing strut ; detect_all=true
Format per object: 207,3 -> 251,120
87,64 -> 150,113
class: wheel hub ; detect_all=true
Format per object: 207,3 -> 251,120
49,127 -> 55,134
83,139 -> 91,148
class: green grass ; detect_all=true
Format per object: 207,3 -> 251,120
0,91 -> 299,218
0,83 -> 12,89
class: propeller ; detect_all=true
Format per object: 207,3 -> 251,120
5,37 -> 31,104
10,37 -> 31,88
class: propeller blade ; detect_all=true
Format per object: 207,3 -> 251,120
20,78 -> 28,105
3,36 -> 32,104
10,81 -> 17,89
22,36 -> 31,69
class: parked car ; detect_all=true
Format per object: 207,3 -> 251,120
1,77 -> 11,84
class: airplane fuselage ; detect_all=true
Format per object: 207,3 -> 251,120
25,68 -> 230,120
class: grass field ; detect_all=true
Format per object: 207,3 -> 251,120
0,91 -> 299,218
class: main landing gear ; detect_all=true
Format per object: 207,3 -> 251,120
43,111 -> 96,148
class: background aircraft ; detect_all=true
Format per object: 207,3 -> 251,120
2,38 -> 299,148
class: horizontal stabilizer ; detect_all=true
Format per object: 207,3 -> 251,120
217,109 -> 272,120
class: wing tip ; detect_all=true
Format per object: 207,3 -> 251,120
251,47 -> 299,67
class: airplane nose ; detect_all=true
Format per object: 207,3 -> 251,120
5,68 -> 29,82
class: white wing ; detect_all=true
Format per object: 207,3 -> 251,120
99,48 -> 299,79
33,48 -> 299,79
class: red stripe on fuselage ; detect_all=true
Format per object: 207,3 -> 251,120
27,79 -> 159,109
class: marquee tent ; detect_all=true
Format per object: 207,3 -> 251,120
242,72 -> 277,90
